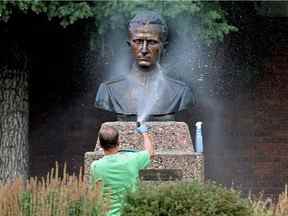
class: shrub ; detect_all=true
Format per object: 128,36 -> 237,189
0,164 -> 107,216
123,181 -> 253,216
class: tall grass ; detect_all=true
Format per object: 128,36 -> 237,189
275,185 -> 288,215
0,163 -> 107,216
250,185 -> 288,216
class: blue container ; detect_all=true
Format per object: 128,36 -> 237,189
195,122 -> 203,153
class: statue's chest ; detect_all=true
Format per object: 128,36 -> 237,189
127,84 -> 161,102
108,79 -> 181,114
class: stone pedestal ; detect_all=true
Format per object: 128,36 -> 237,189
84,121 -> 204,182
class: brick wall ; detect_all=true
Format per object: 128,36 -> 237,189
251,47 -> 288,195
202,45 -> 288,197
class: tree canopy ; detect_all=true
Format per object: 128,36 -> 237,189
0,1 -> 93,26
0,0 -> 237,44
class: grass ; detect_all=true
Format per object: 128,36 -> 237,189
249,185 -> 288,216
0,163 -> 108,216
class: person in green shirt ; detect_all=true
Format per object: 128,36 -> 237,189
90,124 -> 154,216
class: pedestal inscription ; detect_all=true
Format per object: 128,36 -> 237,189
140,169 -> 183,181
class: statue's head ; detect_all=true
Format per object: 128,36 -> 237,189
128,11 -> 168,69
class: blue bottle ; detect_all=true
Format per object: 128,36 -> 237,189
195,121 -> 203,153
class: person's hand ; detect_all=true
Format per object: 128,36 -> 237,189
136,123 -> 149,134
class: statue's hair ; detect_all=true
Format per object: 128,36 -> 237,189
98,126 -> 119,150
128,10 -> 168,43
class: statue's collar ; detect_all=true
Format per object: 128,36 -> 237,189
129,63 -> 161,85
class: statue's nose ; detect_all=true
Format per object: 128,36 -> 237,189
141,41 -> 148,55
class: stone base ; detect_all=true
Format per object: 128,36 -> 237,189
84,121 -> 204,182
85,151 -> 204,181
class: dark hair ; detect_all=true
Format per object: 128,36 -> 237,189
98,126 -> 119,150
128,10 -> 168,43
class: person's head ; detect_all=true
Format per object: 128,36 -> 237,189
128,11 -> 168,69
98,126 -> 119,150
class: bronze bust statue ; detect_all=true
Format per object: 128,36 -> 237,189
95,11 -> 194,121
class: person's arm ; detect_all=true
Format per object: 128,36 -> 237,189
143,133 -> 154,157
137,124 -> 154,158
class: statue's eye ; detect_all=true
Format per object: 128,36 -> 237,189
133,39 -> 142,44
148,40 -> 159,45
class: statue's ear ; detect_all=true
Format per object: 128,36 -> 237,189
127,40 -> 131,47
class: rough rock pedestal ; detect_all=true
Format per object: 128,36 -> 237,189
84,122 -> 204,182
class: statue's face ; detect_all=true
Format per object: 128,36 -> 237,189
129,24 -> 162,68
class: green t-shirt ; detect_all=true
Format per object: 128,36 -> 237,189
90,150 -> 150,216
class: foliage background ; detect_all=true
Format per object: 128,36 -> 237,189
0,1 -> 237,44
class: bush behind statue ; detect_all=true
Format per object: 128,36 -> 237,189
123,181 -> 253,216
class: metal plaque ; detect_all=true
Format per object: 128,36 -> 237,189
140,169 -> 183,181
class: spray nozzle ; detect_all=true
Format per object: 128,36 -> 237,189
136,121 -> 149,134
136,121 -> 141,128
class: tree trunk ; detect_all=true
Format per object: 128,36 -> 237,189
0,66 -> 29,182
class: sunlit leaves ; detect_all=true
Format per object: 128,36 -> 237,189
90,1 -> 237,45
0,0 -> 237,44
0,1 -> 93,27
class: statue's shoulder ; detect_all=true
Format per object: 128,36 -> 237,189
163,74 -> 189,88
100,76 -> 128,87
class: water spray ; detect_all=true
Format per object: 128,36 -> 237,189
136,63 -> 165,122
137,114 -> 146,123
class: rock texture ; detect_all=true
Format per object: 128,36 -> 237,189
85,121 -> 204,181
